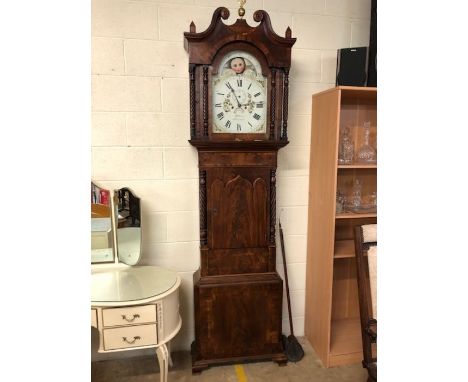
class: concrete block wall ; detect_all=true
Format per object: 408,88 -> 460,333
91,0 -> 371,354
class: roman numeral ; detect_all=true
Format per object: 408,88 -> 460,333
254,92 -> 261,97
248,83 -> 252,90
217,112 -> 224,120
253,113 -> 261,120
237,123 -> 241,131
215,103 -> 222,107
226,82 -> 233,91
237,78 -> 242,87
256,102 -> 264,108
248,122 -> 253,127
225,120 -> 231,128
216,92 -> 225,96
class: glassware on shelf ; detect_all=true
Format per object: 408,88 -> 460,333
336,190 -> 346,214
345,179 -> 362,212
357,191 -> 377,213
356,121 -> 376,164
370,191 -> 377,208
338,126 -> 354,164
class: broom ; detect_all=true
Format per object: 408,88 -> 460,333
279,220 -> 304,362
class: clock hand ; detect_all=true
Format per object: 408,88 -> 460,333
227,84 -> 242,108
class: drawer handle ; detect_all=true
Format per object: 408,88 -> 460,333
122,336 -> 141,344
121,314 -> 140,322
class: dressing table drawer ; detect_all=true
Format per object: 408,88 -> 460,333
103,324 -> 157,350
102,305 -> 156,327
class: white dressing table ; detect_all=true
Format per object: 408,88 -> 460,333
91,185 -> 182,381
91,265 -> 181,382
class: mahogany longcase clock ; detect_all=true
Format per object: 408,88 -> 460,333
184,5 -> 296,372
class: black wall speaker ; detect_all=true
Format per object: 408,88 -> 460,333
335,47 -> 369,86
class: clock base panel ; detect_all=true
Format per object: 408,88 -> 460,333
191,272 -> 287,372
191,345 -> 287,374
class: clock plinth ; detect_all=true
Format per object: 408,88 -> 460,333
184,7 -> 296,373
191,271 -> 287,372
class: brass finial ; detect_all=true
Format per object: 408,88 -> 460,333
238,0 -> 246,18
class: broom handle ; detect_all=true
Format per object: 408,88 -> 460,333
279,220 -> 294,337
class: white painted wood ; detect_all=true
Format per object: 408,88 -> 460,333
156,343 -> 169,382
103,324 -> 158,351
91,309 -> 97,328
91,265 -> 181,382
102,304 -> 156,327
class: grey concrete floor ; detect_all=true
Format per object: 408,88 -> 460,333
91,337 -> 368,381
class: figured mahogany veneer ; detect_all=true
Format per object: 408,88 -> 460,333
184,7 -> 295,373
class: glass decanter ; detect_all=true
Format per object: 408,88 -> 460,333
338,126 -> 354,164
356,121 -> 376,163
347,178 -> 362,212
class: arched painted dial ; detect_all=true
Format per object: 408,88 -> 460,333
212,74 -> 267,133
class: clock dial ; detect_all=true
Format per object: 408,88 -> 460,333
212,51 -> 267,134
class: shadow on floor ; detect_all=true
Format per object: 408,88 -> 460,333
91,337 -> 368,381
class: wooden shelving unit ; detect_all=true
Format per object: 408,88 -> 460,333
305,86 -> 377,367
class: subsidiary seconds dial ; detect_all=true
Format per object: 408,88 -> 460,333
212,74 -> 267,134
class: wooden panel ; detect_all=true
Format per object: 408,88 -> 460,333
195,277 -> 283,359
341,87 -> 376,101
331,258 -> 360,320
334,239 -> 354,258
199,151 -> 276,167
305,88 -> 340,366
313,86 -> 376,102
207,247 -> 270,275
208,170 -> 269,250
329,351 -> 362,367
329,317 -> 362,366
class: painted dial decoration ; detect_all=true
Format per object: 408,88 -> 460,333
212,51 -> 267,134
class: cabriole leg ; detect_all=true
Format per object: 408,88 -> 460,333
156,344 -> 169,382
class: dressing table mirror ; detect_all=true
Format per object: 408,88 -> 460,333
115,187 -> 141,266
91,183 -> 182,382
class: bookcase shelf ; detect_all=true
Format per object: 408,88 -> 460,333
329,317 -> 362,366
337,164 -> 377,169
336,212 -> 377,219
334,239 -> 355,259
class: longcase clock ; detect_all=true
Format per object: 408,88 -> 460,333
184,5 -> 296,372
